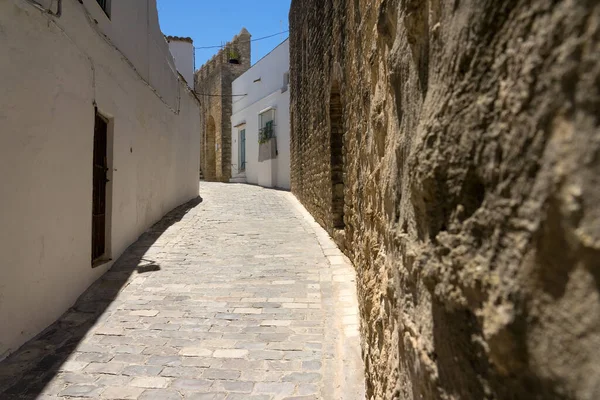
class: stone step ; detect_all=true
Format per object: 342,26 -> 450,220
229,177 -> 247,183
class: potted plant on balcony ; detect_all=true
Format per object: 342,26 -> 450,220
258,121 -> 277,162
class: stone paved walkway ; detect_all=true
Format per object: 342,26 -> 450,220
0,182 -> 365,400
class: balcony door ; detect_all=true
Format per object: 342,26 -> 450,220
239,129 -> 246,171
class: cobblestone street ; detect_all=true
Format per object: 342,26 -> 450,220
0,182 -> 365,400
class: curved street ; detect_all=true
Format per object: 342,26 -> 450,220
0,182 -> 364,400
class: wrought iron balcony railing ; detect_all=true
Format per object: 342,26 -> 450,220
259,121 -> 275,144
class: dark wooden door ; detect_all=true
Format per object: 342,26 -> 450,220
92,112 -> 108,263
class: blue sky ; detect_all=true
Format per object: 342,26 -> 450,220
157,0 -> 291,68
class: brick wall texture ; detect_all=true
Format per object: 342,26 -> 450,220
289,0 -> 600,399
195,29 -> 251,182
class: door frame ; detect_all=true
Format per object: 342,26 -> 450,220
92,108 -> 113,267
239,127 -> 246,172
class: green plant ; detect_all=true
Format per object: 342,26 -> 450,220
259,121 -> 275,144
228,47 -> 240,64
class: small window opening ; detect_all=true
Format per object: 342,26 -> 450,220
228,46 -> 241,64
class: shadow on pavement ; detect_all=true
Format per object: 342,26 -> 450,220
0,196 -> 202,399
226,181 -> 291,193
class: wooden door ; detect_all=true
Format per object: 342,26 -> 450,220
92,112 -> 108,263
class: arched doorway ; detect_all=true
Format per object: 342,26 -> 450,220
205,116 -> 217,180
330,82 -> 345,229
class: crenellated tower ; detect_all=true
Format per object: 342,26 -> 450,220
195,28 -> 251,181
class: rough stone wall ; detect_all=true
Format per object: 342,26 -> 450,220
195,29 -> 251,181
289,1 -> 600,399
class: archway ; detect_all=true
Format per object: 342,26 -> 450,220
205,116 -> 217,180
330,82 -> 345,229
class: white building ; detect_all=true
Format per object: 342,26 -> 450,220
230,39 -> 290,190
0,0 -> 200,359
167,36 -> 195,88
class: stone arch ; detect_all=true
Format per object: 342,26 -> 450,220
330,80 -> 345,229
205,115 -> 217,180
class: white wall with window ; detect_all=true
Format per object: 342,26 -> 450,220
230,39 -> 290,189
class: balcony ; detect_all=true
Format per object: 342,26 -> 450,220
259,121 -> 275,144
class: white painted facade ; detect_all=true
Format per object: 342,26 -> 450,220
0,0 -> 200,359
231,39 -> 291,190
168,38 -> 195,88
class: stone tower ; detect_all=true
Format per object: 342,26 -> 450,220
195,28 -> 251,182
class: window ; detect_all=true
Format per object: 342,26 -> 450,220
259,109 -> 276,144
95,0 -> 111,18
228,46 -> 241,64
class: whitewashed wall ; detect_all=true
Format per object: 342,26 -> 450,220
231,39 -> 290,189
0,0 -> 200,359
168,40 -> 195,88
83,0 -> 180,109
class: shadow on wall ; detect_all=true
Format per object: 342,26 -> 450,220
0,196 -> 202,398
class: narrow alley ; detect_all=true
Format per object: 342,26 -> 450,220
0,183 -> 365,400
